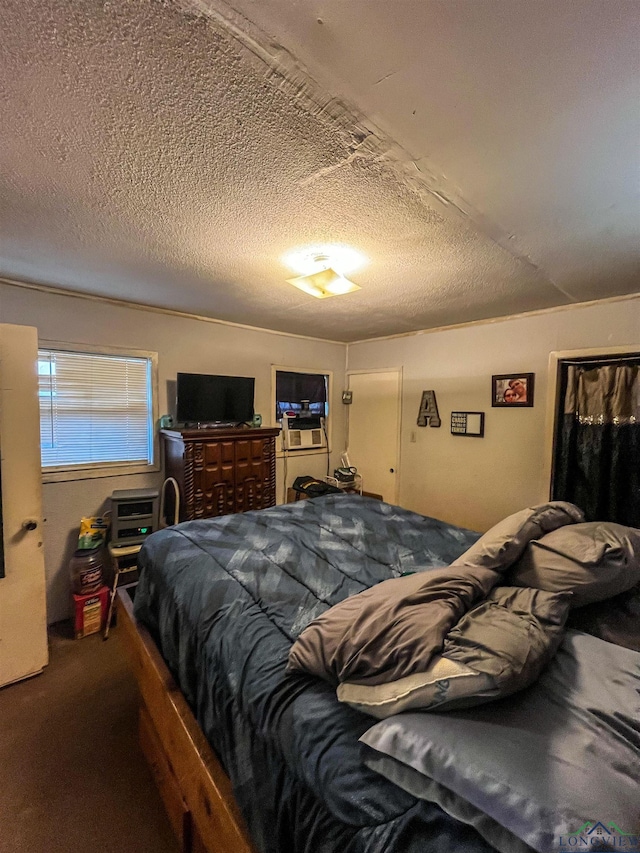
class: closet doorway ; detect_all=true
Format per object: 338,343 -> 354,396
346,369 -> 402,504
549,348 -> 640,527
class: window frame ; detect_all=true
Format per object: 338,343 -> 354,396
39,340 -> 160,483
271,364 -> 332,456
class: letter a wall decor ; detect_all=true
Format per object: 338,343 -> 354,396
417,390 -> 441,427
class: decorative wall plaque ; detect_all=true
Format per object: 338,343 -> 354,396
417,390 -> 441,427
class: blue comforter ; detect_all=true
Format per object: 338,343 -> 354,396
134,494 -> 499,853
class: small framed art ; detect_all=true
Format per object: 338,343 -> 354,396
492,373 -> 535,407
451,411 -> 485,436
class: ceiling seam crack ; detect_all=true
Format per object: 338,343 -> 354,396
172,0 -> 560,291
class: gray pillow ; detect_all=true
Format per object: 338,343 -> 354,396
448,501 -> 584,573
566,583 -> 640,650
364,750 -> 535,853
509,522 -> 640,607
337,657 -> 494,719
360,631 -> 640,853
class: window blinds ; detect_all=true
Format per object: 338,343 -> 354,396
38,349 -> 152,469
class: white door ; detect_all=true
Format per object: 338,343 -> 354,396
0,324 -> 48,687
347,370 -> 401,503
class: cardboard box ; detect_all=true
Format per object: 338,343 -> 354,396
73,586 -> 109,638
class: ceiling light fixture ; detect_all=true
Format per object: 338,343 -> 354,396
283,246 -> 365,299
284,244 -> 366,276
286,266 -> 361,299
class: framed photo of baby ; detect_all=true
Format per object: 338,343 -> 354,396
492,373 -> 535,407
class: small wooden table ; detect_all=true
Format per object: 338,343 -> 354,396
286,488 -> 383,503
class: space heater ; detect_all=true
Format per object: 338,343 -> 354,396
110,488 -> 160,546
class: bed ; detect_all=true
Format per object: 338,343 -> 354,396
123,494 -> 640,853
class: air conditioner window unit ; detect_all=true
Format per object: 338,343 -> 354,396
280,415 -> 327,450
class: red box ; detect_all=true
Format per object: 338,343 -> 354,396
73,586 -> 109,638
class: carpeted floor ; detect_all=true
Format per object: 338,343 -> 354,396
0,622 -> 179,853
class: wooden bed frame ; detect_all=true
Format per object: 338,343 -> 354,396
117,587 -> 258,853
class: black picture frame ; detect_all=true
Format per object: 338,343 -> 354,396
450,411 -> 485,437
492,373 -> 535,407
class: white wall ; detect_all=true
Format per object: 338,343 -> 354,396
347,297 -> 640,533
0,282 -> 347,623
3,280 -> 637,622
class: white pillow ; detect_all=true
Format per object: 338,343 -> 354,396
337,656 -> 493,719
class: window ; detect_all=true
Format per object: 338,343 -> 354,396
274,370 -> 328,420
271,366 -> 332,455
38,344 -> 157,480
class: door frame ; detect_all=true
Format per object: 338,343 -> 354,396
0,324 -> 48,686
346,367 -> 403,504
543,345 -> 640,501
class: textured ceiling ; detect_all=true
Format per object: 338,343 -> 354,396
0,0 -> 638,342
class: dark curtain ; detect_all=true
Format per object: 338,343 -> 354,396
552,358 -> 640,526
275,371 -> 327,419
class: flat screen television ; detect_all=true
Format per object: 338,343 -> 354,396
176,373 -> 255,426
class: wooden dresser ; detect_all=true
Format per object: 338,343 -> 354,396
161,427 -> 280,521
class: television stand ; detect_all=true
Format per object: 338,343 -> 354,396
183,422 -> 239,429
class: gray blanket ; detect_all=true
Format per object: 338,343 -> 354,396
288,503 -> 640,716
